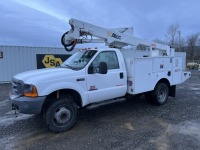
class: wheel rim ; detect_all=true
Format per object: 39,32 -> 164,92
157,87 -> 167,103
53,106 -> 72,126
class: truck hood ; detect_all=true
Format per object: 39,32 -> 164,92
13,67 -> 81,85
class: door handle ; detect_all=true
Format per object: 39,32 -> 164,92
76,78 -> 85,82
120,72 -> 123,79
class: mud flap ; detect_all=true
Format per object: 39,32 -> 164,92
169,85 -> 176,97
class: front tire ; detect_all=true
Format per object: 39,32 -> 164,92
44,96 -> 77,133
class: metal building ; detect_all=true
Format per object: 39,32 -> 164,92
0,45 -> 77,83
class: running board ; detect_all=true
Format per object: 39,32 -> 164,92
86,98 -> 126,109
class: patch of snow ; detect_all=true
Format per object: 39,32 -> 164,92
0,136 -> 15,150
190,87 -> 200,91
0,99 -> 9,107
195,92 -> 200,95
0,111 -> 34,127
170,120 -> 200,139
147,119 -> 200,150
177,87 -> 184,89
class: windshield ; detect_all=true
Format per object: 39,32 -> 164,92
61,50 -> 97,70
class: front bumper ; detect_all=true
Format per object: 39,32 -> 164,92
10,94 -> 46,114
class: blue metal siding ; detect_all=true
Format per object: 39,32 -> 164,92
0,46 -> 77,82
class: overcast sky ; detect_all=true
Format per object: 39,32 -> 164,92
0,0 -> 200,48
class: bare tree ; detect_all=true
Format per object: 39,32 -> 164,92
166,23 -> 179,48
180,38 -> 186,47
179,37 -> 186,52
154,38 -> 167,45
136,44 -> 146,50
198,38 -> 200,46
187,33 -> 199,59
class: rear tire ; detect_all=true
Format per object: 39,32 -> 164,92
146,83 -> 169,106
44,95 -> 77,133
152,83 -> 169,105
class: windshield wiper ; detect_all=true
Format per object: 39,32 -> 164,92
63,64 -> 73,69
63,64 -> 80,70
61,64 -> 82,71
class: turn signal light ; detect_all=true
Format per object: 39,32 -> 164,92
24,86 -> 38,97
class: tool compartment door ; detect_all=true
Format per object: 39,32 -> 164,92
134,58 -> 153,94
172,57 -> 182,84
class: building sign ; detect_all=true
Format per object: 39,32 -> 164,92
36,54 -> 71,69
0,51 -> 3,59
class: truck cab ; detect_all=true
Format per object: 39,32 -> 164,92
10,48 -> 128,132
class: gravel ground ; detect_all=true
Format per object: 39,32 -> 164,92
0,71 -> 200,150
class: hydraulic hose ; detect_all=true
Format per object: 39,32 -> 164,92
61,31 -> 77,52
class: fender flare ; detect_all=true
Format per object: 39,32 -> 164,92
38,82 -> 89,107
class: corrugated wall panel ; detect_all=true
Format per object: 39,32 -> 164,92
0,46 -> 78,82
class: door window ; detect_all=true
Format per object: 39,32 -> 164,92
92,51 -> 119,70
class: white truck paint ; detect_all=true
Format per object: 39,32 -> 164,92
10,18 -> 191,133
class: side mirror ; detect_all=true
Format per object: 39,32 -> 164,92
99,62 -> 107,74
88,65 -> 94,74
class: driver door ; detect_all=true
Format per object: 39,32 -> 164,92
87,50 -> 126,103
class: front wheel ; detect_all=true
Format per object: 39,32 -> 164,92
152,83 -> 169,105
44,96 -> 77,133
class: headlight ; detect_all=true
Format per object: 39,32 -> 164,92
23,84 -> 38,97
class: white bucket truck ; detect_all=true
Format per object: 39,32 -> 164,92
10,18 -> 191,132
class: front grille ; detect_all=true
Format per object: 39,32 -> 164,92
12,78 -> 23,96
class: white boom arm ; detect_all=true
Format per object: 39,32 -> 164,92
61,18 -> 171,53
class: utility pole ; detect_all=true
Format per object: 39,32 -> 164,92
177,31 -> 181,52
